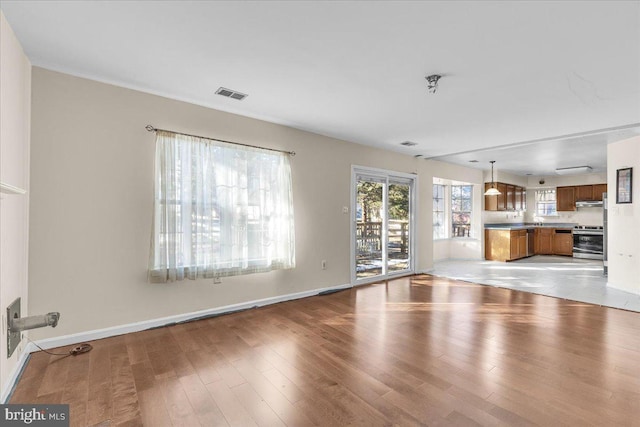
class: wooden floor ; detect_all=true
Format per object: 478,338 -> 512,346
10,274 -> 640,426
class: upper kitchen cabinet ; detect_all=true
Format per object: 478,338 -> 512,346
593,184 -> 608,201
557,183 -> 607,210
515,186 -> 525,211
557,186 -> 576,211
484,182 -> 525,211
506,185 -> 515,210
576,185 -> 594,201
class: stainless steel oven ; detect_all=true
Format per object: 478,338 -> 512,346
573,226 -> 604,260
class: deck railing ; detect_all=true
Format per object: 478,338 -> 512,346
356,220 -> 408,255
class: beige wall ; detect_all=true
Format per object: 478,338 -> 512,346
607,136 -> 639,294
28,68 -> 478,339
0,11 -> 31,400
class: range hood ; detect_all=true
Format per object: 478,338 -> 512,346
575,200 -> 603,208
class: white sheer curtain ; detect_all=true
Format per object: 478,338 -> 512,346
149,130 -> 295,282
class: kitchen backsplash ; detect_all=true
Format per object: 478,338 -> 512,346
483,207 -> 604,226
529,208 -> 604,226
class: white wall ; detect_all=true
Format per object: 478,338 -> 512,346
607,137 -> 639,295
431,163 -> 484,261
27,68 -> 480,340
0,11 -> 31,400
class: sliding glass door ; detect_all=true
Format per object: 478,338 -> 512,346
352,167 -> 415,284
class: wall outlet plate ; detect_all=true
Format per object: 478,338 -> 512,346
7,297 -> 21,358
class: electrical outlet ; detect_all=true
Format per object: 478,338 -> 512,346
213,276 -> 222,284
321,260 -> 327,270
342,206 -> 349,214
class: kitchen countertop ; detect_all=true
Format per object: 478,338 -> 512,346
484,223 -> 577,230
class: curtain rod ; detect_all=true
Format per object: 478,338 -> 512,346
145,125 -> 295,156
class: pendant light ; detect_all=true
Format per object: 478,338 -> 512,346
484,161 -> 502,196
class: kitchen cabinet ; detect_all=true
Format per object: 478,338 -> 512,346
484,182 -> 525,211
515,187 -> 524,211
517,230 -> 527,258
535,228 -> 553,254
497,183 -> 507,210
484,183 -> 498,210
593,184 -> 607,201
552,229 -> 573,256
506,185 -> 515,211
576,185 -> 594,201
557,184 -> 607,210
485,229 -> 527,261
487,227 -> 572,261
486,229 -> 528,261
557,186 -> 576,211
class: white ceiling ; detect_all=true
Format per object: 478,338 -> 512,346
2,1 -> 639,175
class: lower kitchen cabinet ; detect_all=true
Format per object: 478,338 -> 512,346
535,228 -> 553,254
485,229 -> 528,261
552,229 -> 573,256
487,227 -> 574,261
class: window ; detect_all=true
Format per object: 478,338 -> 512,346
451,185 -> 472,237
535,189 -> 557,216
149,130 -> 295,282
433,184 -> 446,239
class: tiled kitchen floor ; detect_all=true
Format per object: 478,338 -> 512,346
432,255 -> 640,312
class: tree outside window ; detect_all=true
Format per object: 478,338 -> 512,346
451,185 -> 472,237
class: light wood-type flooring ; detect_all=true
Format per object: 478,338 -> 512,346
10,274 -> 640,426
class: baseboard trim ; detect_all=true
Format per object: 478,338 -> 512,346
31,282 -> 353,352
1,343 -> 35,403
4,281 -> 354,402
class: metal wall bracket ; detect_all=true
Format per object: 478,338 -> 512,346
7,297 -> 21,358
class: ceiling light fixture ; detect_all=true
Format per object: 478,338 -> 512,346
484,161 -> 502,196
555,166 -> 592,175
425,74 -> 442,93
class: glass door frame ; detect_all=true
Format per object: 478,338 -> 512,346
350,165 -> 417,286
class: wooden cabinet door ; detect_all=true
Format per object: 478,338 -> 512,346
485,229 -> 511,261
557,187 -> 576,211
515,187 -> 523,211
536,228 -> 553,254
497,183 -> 507,211
552,230 -> 573,256
510,230 -> 519,260
576,185 -> 594,201
484,183 -> 498,211
506,185 -> 515,211
518,230 -> 527,258
593,184 -> 607,201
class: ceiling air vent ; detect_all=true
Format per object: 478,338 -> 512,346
400,141 -> 418,147
215,87 -> 248,101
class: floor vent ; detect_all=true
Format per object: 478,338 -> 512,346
215,87 -> 248,101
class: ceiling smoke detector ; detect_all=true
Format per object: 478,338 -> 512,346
425,74 -> 442,93
215,87 -> 248,101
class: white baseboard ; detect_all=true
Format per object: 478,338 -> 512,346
1,342 -> 36,403
2,281 -> 353,402
32,282 -> 353,352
